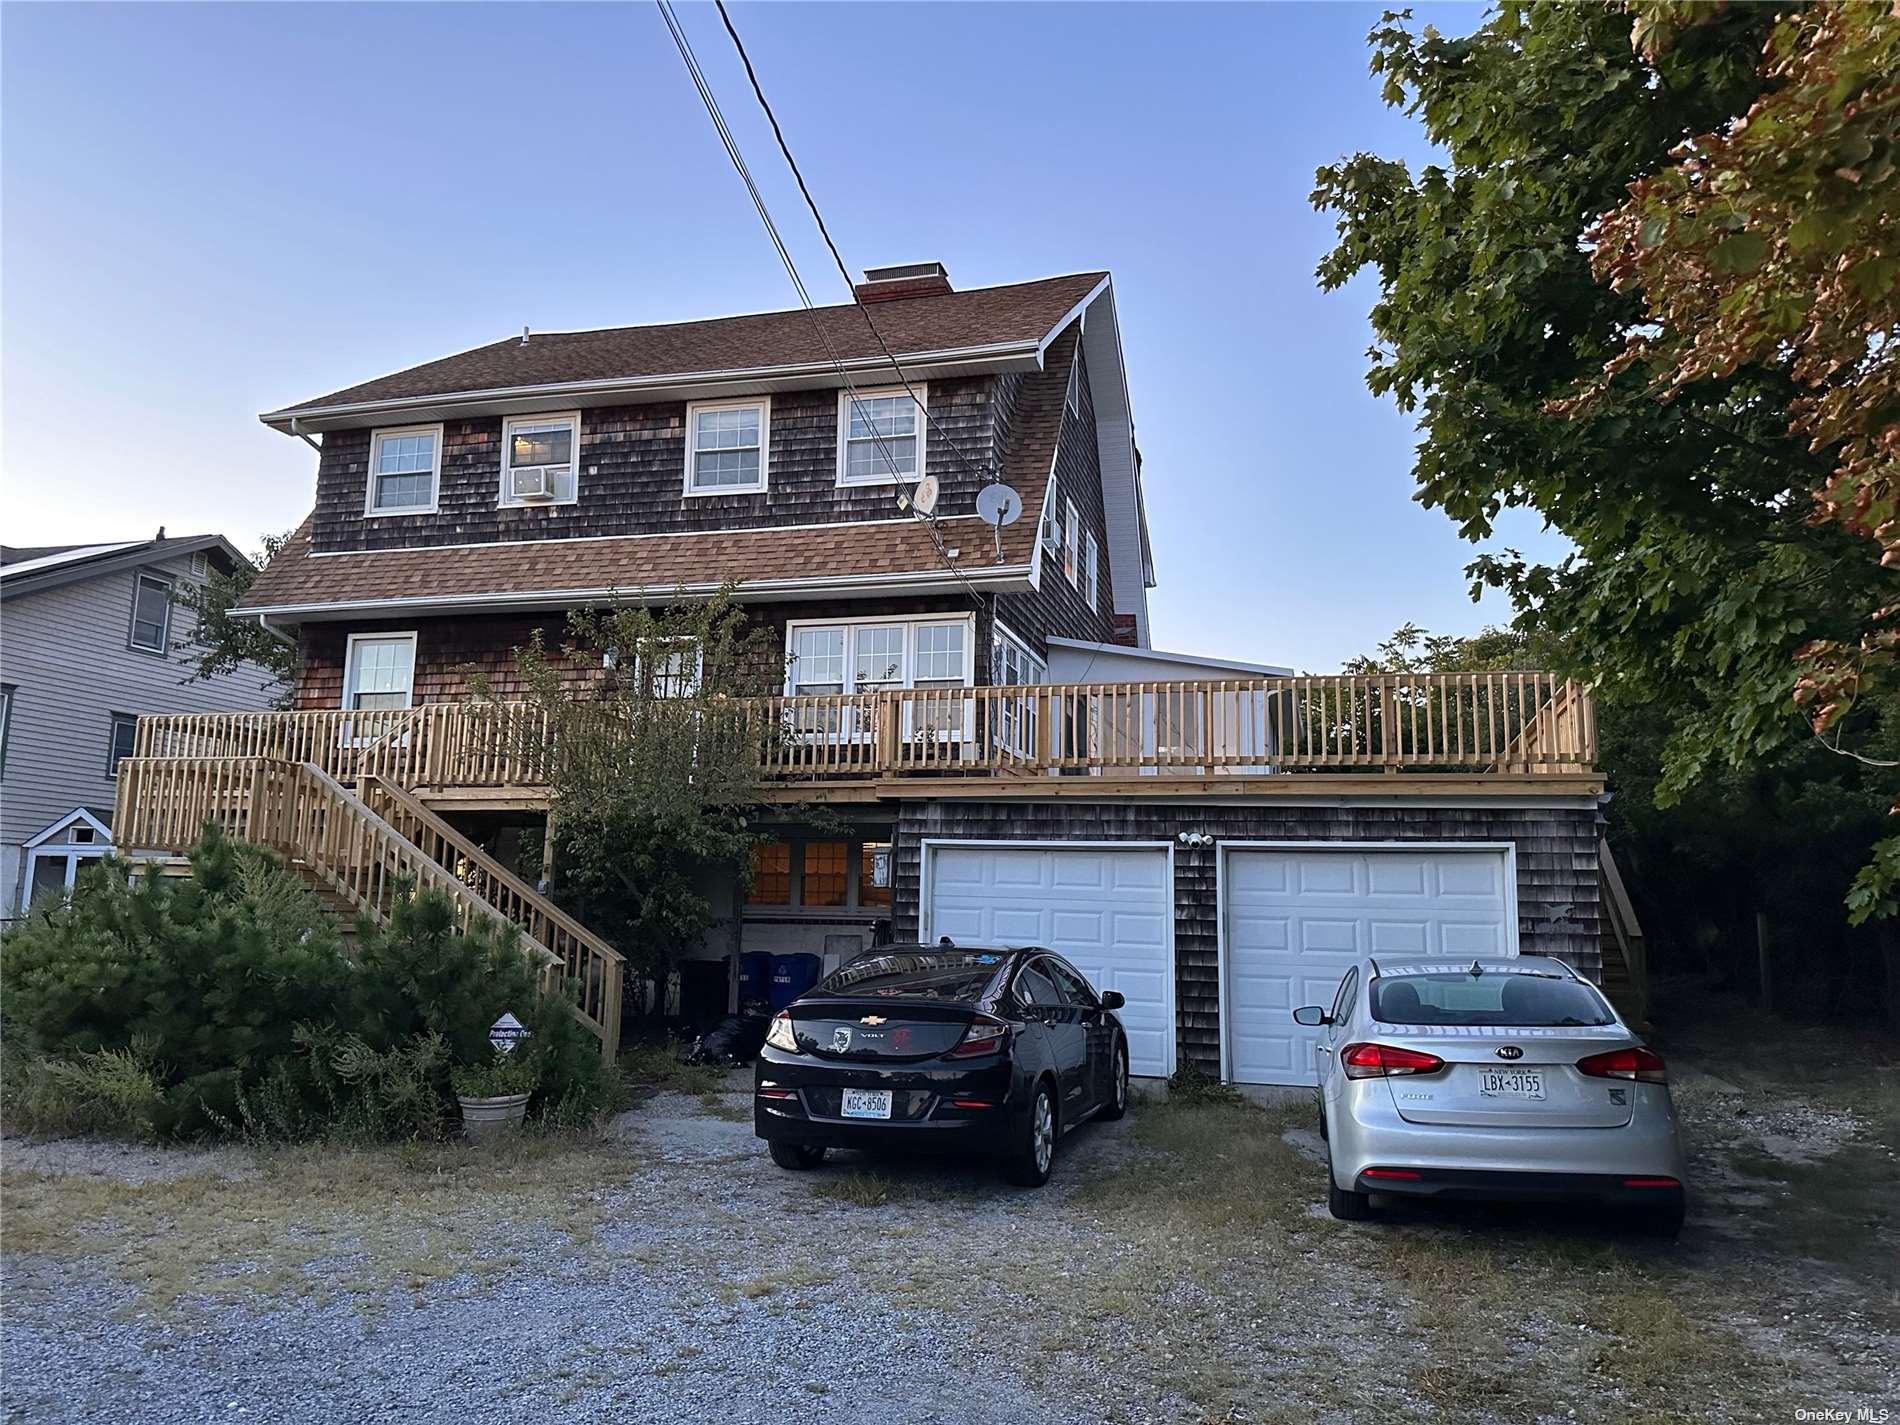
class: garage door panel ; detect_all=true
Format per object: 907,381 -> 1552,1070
1226,847 -> 1515,1088
928,846 -> 1172,1078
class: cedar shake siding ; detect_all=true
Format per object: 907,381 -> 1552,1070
309,378 -> 1002,555
993,337 -> 1118,658
888,801 -> 1603,1076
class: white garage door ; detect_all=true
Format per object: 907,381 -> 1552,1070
1225,846 -> 1515,1087
925,844 -> 1173,1077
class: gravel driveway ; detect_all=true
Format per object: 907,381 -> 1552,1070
4,994 -> 1896,1425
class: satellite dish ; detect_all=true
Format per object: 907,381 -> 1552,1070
975,482 -> 1022,527
911,475 -> 940,517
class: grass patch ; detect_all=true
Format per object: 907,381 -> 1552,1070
615,1042 -> 730,1097
695,1091 -> 748,1123
1073,1096 -> 1311,1232
809,1169 -> 988,1208
1,1130 -> 624,1314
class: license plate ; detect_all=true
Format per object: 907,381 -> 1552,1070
1478,1068 -> 1546,1100
840,1089 -> 893,1120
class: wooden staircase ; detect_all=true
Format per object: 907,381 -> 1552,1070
1598,840 -> 1649,1028
114,757 -> 624,1061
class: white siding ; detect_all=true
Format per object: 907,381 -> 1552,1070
0,554 -> 282,910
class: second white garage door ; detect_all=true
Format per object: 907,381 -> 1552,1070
923,844 -> 1173,1077
1224,845 -> 1516,1087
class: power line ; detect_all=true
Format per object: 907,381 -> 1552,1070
652,0 -> 987,609
711,0 -> 999,492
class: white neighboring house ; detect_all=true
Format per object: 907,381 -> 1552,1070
0,534 -> 284,916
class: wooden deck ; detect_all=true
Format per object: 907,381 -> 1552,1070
129,672 -> 1599,803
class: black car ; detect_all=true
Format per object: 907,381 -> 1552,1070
754,943 -> 1131,1186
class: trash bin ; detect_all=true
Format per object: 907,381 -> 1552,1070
769,953 -> 822,1010
738,951 -> 773,1009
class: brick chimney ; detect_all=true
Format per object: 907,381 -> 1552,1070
855,262 -> 952,304
1111,613 -> 1140,647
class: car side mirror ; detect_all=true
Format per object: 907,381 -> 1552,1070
1100,990 -> 1126,1011
1292,1006 -> 1329,1027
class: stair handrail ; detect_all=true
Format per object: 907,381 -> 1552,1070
360,775 -> 624,1056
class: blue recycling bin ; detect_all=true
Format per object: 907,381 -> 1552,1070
738,951 -> 773,1008
769,953 -> 822,1010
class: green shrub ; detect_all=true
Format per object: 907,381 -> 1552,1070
0,824 -> 613,1141
450,1049 -> 538,1099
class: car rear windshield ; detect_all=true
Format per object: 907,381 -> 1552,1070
813,949 -> 1009,1004
1370,972 -> 1613,1027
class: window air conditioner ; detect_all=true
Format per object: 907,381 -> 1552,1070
511,467 -> 558,502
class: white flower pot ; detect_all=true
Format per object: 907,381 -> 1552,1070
458,1092 -> 530,1140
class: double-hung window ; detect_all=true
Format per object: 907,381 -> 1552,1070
685,399 -> 769,494
837,386 -> 926,486
0,684 -> 13,776
366,425 -> 442,515
1064,499 -> 1080,585
341,632 -> 417,747
785,618 -> 972,741
501,413 -> 579,506
1084,532 -> 1101,612
128,572 -> 173,654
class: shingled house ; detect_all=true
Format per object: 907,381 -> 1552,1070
114,265 -> 1619,1080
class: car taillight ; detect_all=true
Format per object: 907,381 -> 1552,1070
1576,1046 -> 1667,1083
1339,1043 -> 1445,1079
764,1012 -> 799,1053
946,1017 -> 1009,1059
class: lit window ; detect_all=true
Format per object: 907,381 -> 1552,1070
686,400 -> 768,494
750,843 -> 791,905
837,386 -> 925,486
367,425 -> 442,514
343,634 -> 416,711
1064,499 -> 1080,585
128,573 -> 173,653
107,714 -> 138,777
859,843 -> 892,909
802,842 -> 848,907
501,413 -> 579,506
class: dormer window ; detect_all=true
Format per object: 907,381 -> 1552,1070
501,413 -> 579,506
366,424 -> 442,515
684,399 -> 769,495
837,386 -> 926,486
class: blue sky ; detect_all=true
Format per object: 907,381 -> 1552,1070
1,1 -> 1560,672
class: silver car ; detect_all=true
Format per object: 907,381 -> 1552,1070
1294,956 -> 1686,1235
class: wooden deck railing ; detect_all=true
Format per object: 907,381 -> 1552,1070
112,757 -> 624,1060
132,673 -> 1596,790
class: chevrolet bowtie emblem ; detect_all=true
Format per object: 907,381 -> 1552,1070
860,1015 -> 887,1026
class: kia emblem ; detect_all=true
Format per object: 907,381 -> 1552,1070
1495,1045 -> 1524,1061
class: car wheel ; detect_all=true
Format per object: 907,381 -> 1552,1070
1324,1140 -> 1370,1221
768,1140 -> 826,1171
1097,1042 -> 1130,1122
1634,1193 -> 1685,1239
1004,1081 -> 1058,1187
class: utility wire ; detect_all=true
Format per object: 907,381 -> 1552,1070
653,0 -> 986,610
712,0 -> 1000,492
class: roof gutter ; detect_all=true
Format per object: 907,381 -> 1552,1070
259,340 -> 1043,434
235,563 -> 1034,623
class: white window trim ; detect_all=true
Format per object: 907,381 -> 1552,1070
365,423 -> 444,517
782,612 -> 976,695
835,384 -> 928,488
991,620 -> 1047,686
1084,531 -> 1100,610
127,571 -> 174,654
499,411 -> 581,509
340,631 -> 419,711
1065,360 -> 1081,418
1064,498 -> 1080,586
683,397 -> 771,497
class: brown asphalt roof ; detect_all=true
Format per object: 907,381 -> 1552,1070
238,330 -> 1076,614
272,272 -> 1106,415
